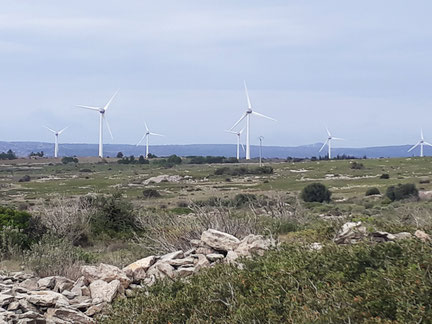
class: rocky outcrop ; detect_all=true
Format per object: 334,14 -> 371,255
0,229 -> 275,323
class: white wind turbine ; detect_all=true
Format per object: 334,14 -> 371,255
76,90 -> 118,158
230,81 -> 276,160
225,128 -> 245,160
408,128 -> 432,157
319,128 -> 343,159
44,126 -> 68,158
136,122 -> 164,158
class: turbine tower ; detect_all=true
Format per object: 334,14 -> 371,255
136,122 -> 164,158
225,128 -> 244,160
319,128 -> 343,159
230,81 -> 276,160
44,126 -> 68,158
408,129 -> 432,157
76,90 -> 118,158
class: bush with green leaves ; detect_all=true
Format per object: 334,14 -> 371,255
365,187 -> 380,196
301,183 -> 331,203
380,173 -> 390,179
214,166 -> 273,176
61,156 -> 78,164
142,189 -> 161,199
386,183 -> 419,201
90,192 -> 141,237
102,240 -> 432,323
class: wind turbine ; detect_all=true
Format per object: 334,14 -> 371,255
319,128 -> 343,159
225,128 -> 245,160
136,122 -> 164,158
408,128 -> 432,157
76,90 -> 118,158
230,81 -> 276,160
44,126 -> 68,158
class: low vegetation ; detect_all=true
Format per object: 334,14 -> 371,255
301,183 -> 331,203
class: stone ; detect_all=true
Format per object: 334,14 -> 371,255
61,290 -> 78,300
19,278 -> 38,291
146,262 -> 175,280
309,242 -> 323,251
195,246 -> 217,255
46,307 -> 94,324
206,253 -> 225,262
54,277 -> 74,293
168,257 -> 195,267
26,291 -> 69,307
160,250 -> 184,261
18,299 -> 37,313
419,190 -> 432,201
201,229 -> 240,251
81,264 -> 130,289
37,276 -> 55,290
235,234 -> 272,257
7,301 -> 19,311
123,256 -> 156,282
415,230 -> 431,242
89,279 -> 121,303
0,294 -> 14,307
225,251 -> 239,264
175,267 -> 195,278
194,254 -> 210,271
334,222 -> 368,244
393,232 -> 412,240
85,303 -> 106,317
370,231 -> 396,242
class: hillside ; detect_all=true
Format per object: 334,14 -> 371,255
0,141 -> 429,159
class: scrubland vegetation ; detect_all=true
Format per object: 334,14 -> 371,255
0,155 -> 432,322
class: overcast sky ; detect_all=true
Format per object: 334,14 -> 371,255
1,0 -> 432,147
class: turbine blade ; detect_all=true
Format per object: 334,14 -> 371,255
104,89 -> 119,111
241,143 -> 245,152
43,126 -> 56,133
239,127 -> 245,134
144,122 -> 149,132
230,113 -> 247,130
136,133 -> 148,146
424,141 -> 432,147
76,105 -> 100,111
58,126 -> 69,134
244,80 -> 252,109
326,127 -> 331,137
319,140 -> 329,152
225,130 -> 237,134
149,132 -> 164,137
252,111 -> 277,121
332,137 -> 344,141
408,142 -> 421,152
421,128 -> 424,140
105,116 -> 114,140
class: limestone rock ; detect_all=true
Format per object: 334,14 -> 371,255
27,291 -> 69,307
393,232 -> 412,240
206,253 -> 225,262
334,222 -> 368,244
168,257 -> 194,267
46,307 -> 94,324
85,303 -> 106,317
0,294 -> 14,307
235,234 -> 272,257
225,251 -> 239,264
201,229 -> 240,251
18,278 -> 38,291
37,276 -> 55,290
160,250 -> 184,261
81,264 -> 130,289
54,277 -> 74,293
370,231 -> 396,242
146,262 -> 175,280
89,280 -> 120,303
193,254 -> 210,271
415,230 -> 431,242
175,267 -> 195,278
123,256 -> 156,282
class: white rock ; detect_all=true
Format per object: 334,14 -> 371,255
0,295 -> 13,307
46,307 -> 94,324
235,234 -> 272,257
146,262 -> 175,280
37,276 -> 55,290
160,250 -> 184,261
26,291 -> 69,307
393,232 -> 412,240
415,230 -> 431,242
201,229 -> 240,251
334,222 -> 368,244
89,279 -> 121,303
225,251 -> 239,264
168,257 -> 195,267
123,256 -> 156,282
206,253 -> 225,262
81,264 -> 130,289
175,267 -> 196,278
194,254 -> 210,271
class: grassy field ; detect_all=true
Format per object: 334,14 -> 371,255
1,156 -> 431,210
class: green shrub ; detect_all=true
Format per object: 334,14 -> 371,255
350,161 -> 364,170
102,240 -> 432,323
61,156 -> 78,164
301,183 -> 331,203
380,173 -> 390,179
90,192 -> 140,237
385,183 -> 419,201
365,187 -> 380,196
214,166 -> 273,176
142,189 -> 161,199
167,155 -> 182,165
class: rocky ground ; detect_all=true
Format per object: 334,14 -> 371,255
0,229 -> 274,323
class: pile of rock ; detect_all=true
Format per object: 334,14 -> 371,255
0,229 -> 274,323
333,221 -> 431,244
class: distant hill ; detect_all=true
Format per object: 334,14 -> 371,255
0,141 -> 429,159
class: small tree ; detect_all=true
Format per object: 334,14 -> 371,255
301,183 -> 331,203
365,187 -> 380,196
116,152 -> 124,158
386,183 -> 419,201
138,155 -> 149,164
